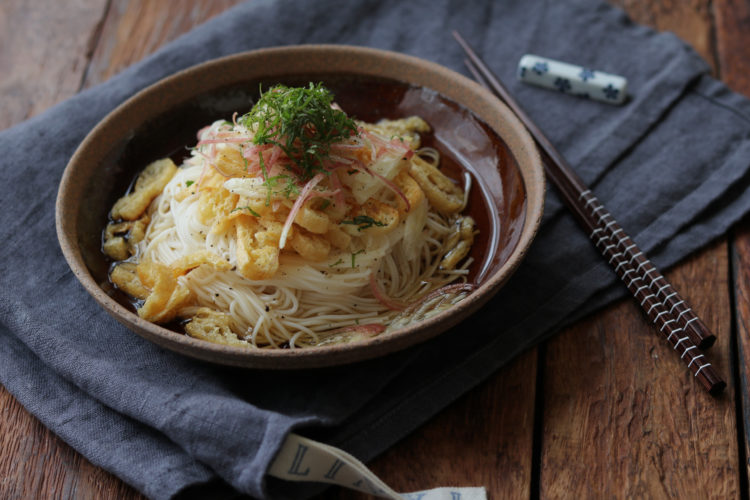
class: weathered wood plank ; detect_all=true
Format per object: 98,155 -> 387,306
0,1 -> 245,499
540,1 -> 741,498
613,0 -> 717,72
734,224 -> 750,494
0,0 -> 107,130
541,244 -> 738,499
713,0 -> 750,93
83,0 -> 246,87
2,0 -> 745,499
0,1 -> 123,498
714,0 -> 750,494
332,349 -> 539,499
0,391 -> 147,500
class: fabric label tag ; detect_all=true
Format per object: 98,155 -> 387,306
268,433 -> 487,500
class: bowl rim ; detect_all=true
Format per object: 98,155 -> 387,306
56,44 -> 545,369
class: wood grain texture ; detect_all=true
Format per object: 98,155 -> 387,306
540,1 -> 741,498
734,224 -> 750,497
0,1 -> 243,499
0,387 -> 146,500
541,244 -> 738,499
0,0 -> 108,130
83,0 -> 246,87
0,1 -> 138,499
713,0 -> 750,92
715,0 -> 750,494
331,349 -> 539,500
1,0 -> 747,499
612,0 -> 717,72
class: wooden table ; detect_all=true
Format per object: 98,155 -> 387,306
2,1 -> 749,498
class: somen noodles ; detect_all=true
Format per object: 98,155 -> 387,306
103,83 -> 477,348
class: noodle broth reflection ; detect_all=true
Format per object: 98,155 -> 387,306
103,84 -> 480,349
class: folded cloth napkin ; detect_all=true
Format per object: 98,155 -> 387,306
2,0 -> 750,498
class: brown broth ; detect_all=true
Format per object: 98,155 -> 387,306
326,78 -> 526,285
97,77 -> 526,315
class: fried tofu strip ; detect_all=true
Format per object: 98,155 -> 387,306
393,170 -> 425,215
136,261 -> 192,323
359,116 -> 430,149
102,235 -> 129,261
102,214 -> 150,260
340,199 -> 400,237
295,204 -> 329,234
289,228 -> 331,261
235,217 -> 280,280
409,155 -> 463,214
214,148 -> 250,178
325,225 -> 351,250
111,158 -> 178,221
170,250 -> 232,276
110,262 -> 149,300
196,187 -> 239,229
185,307 -> 250,347
440,216 -> 476,270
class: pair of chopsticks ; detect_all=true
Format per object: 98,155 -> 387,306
453,31 -> 726,395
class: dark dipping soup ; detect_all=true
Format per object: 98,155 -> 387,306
89,76 -> 526,312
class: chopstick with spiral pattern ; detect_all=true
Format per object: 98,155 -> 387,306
454,30 -> 725,395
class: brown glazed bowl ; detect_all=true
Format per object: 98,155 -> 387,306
56,45 -> 544,369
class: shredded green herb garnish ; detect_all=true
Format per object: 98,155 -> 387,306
231,206 -> 261,217
351,249 -> 365,268
239,83 -> 358,181
319,199 -> 331,211
341,215 -> 386,231
260,174 -> 300,206
329,258 -> 344,268
185,180 -> 195,187
280,175 -> 301,198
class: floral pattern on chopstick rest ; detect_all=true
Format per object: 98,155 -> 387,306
517,54 -> 628,105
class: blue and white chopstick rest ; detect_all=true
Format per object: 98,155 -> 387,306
517,54 -> 628,105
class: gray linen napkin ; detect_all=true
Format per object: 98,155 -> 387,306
2,0 -> 750,498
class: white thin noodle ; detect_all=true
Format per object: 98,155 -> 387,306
136,152 -> 473,349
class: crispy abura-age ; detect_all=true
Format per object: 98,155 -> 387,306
111,158 -> 177,221
136,261 -> 192,323
185,307 -> 250,347
110,262 -> 149,300
102,214 -> 150,260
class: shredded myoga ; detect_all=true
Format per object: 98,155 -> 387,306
103,83 -> 477,348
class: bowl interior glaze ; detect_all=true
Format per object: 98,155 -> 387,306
56,46 -> 544,369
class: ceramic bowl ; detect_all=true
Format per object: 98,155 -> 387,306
56,45 -> 544,369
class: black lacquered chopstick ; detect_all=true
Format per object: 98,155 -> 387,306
454,31 -> 725,395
